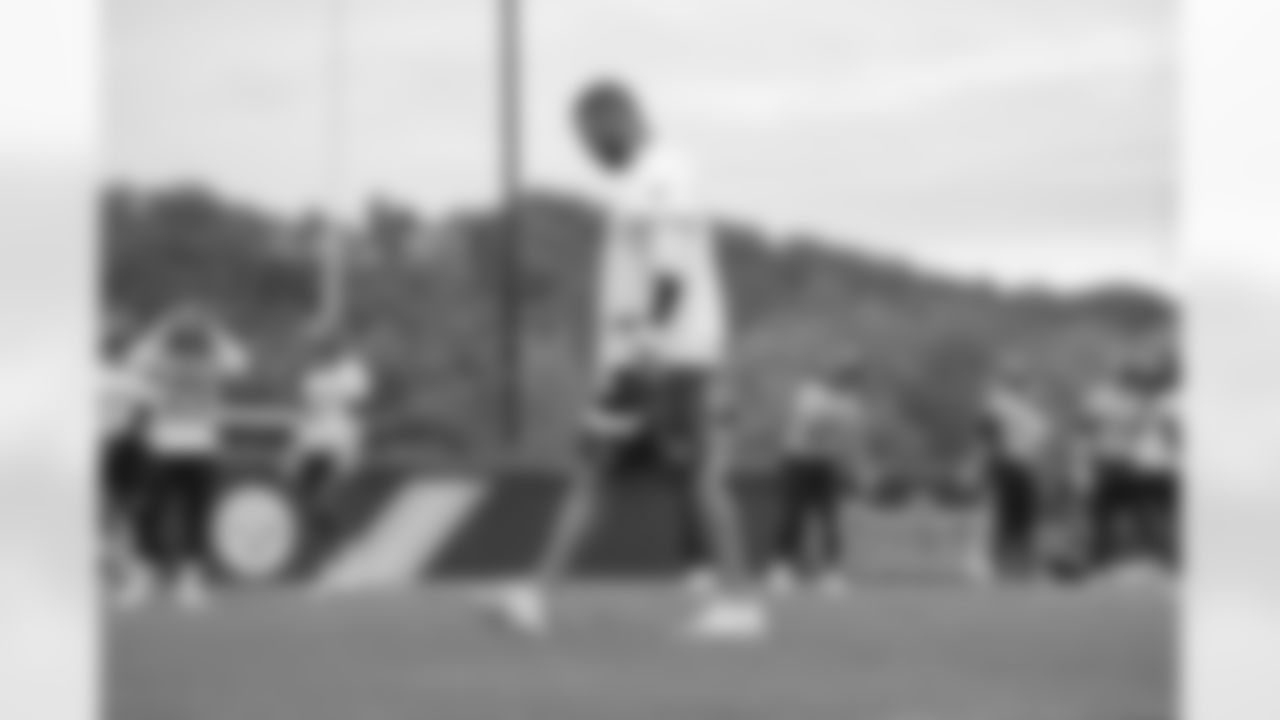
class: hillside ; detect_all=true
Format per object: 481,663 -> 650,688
102,183 -> 1176,484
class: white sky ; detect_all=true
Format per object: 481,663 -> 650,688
106,0 -> 1174,289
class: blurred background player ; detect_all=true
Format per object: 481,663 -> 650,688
971,360 -> 1055,582
1081,347 -> 1180,577
1149,357 -> 1180,569
100,312 -> 153,607
129,305 -> 250,609
766,361 -> 873,597
490,78 -> 765,640
284,330 -> 373,534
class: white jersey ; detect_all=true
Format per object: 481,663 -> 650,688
784,381 -> 865,457
596,144 -> 728,374
99,358 -> 148,442
131,331 -> 249,455
1084,383 -> 1178,473
982,385 -> 1052,463
293,354 -> 371,462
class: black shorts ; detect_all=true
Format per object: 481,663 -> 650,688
136,451 -> 222,572
585,366 -> 723,484
1093,462 -> 1178,524
1094,461 -> 1164,510
987,456 -> 1041,551
781,454 -> 847,502
102,433 -> 149,521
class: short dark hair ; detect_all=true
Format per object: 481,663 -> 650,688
575,77 -> 639,123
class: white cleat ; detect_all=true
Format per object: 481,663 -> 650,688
685,598 -> 769,642
487,585 -> 550,637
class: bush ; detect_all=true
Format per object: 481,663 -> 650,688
103,183 -> 1177,481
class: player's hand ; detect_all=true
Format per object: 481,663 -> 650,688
651,273 -> 682,325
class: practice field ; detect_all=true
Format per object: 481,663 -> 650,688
107,583 -> 1175,720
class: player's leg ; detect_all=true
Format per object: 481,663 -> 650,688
142,454 -> 183,596
795,463 -> 830,581
991,458 -> 1034,581
1130,475 -> 1155,566
1086,465 -> 1111,574
987,458 -> 1014,579
289,447 -> 341,538
1113,467 -> 1145,568
1015,466 -> 1044,579
1017,466 -> 1046,579
172,453 -> 218,609
1135,471 -> 1173,570
536,457 -> 604,587
813,463 -> 849,595
1111,468 -> 1163,581
101,438 -> 131,605
104,434 -> 153,607
491,426 -> 612,633
962,456 -> 996,583
682,373 -> 769,639
1161,474 -> 1180,572
767,457 -> 805,593
1091,461 -> 1131,574
675,471 -> 715,594
167,456 -> 199,606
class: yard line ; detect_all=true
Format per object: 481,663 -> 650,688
315,480 -> 482,593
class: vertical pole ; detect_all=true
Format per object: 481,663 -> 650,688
318,0 -> 347,333
497,0 -> 523,448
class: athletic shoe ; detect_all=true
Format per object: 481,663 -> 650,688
684,596 -> 769,642
487,584 -> 550,636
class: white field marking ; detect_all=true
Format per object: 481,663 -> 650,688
315,480 -> 483,594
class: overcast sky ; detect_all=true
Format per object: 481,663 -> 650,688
107,0 -> 1173,289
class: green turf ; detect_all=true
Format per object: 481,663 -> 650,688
107,584 -> 1175,720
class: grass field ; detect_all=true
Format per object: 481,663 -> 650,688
107,582 -> 1174,720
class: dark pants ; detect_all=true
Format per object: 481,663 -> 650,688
988,457 -> 1041,577
1147,478 -> 1179,568
673,480 -> 708,569
294,452 -> 339,515
103,433 -> 149,532
1091,462 -> 1178,568
772,455 -> 846,575
136,452 -> 220,580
